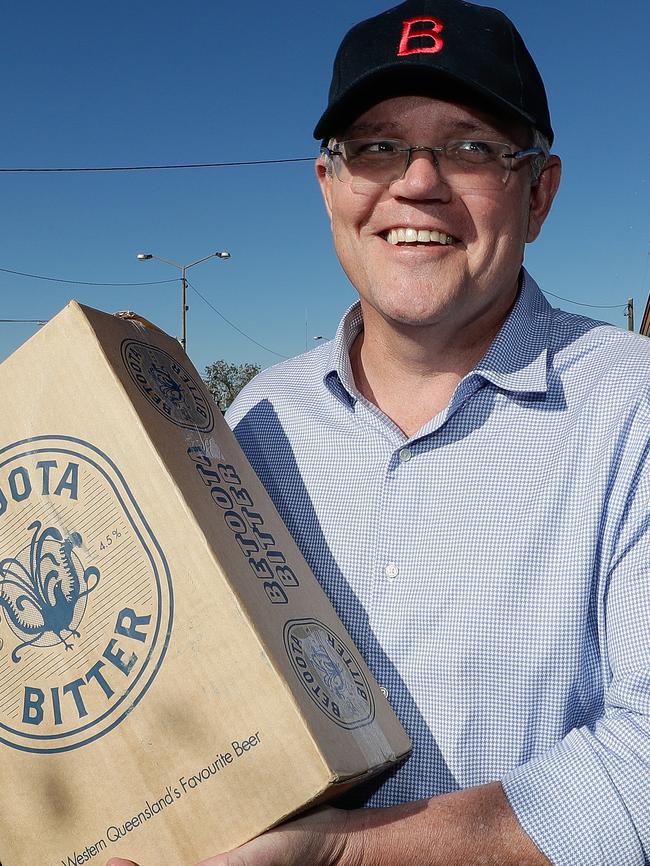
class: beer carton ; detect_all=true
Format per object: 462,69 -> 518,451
0,302 -> 410,866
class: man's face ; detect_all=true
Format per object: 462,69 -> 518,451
317,96 -> 560,336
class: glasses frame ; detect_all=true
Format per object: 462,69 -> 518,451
321,138 -> 545,190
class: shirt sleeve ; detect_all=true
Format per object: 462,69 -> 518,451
503,410 -> 650,866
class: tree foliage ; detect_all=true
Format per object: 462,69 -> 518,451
204,359 -> 261,412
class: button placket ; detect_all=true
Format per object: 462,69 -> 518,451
371,448 -> 402,602
374,446 -> 416,592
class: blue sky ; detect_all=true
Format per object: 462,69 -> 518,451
0,0 -> 648,376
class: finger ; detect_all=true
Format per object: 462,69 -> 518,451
106,859 -> 140,866
196,834 -> 281,866
195,807 -> 350,866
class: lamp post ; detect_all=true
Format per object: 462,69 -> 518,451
136,250 -> 231,351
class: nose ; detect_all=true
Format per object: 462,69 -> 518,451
390,147 -> 451,200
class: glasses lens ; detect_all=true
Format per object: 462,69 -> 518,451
330,139 -> 513,191
444,141 -> 510,190
448,140 -> 507,165
332,139 -> 408,186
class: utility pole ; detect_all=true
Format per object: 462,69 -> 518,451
137,250 -> 231,351
181,267 -> 188,351
626,298 -> 634,332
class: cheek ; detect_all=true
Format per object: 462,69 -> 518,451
330,213 -> 355,259
330,217 -> 370,288
464,193 -> 530,257
329,191 -> 377,260
330,183 -> 382,228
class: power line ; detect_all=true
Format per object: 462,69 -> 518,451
541,290 -> 626,310
0,266 -> 178,287
187,280 -> 288,360
0,157 -> 316,174
0,261 -> 289,357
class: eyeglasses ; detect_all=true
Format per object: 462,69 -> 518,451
321,138 -> 544,191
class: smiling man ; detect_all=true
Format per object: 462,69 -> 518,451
110,2 -> 650,865
316,93 -> 558,436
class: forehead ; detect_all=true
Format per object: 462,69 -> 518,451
341,95 -> 528,144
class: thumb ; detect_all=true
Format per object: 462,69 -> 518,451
195,806 -> 351,866
106,859 -> 140,866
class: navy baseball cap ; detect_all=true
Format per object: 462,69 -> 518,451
314,0 -> 553,145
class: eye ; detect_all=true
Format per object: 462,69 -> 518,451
452,140 -> 503,163
365,140 -> 401,153
345,139 -> 404,159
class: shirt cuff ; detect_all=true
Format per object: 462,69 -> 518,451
502,726 -> 644,866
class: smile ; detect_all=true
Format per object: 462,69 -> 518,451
384,228 -> 456,246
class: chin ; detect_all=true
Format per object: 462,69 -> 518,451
377,291 -> 456,327
382,305 -> 449,329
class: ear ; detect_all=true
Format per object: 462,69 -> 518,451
526,155 -> 562,243
315,157 -> 334,222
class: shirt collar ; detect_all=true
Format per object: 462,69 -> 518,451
322,268 -> 553,406
323,304 -> 363,408
473,269 -> 552,394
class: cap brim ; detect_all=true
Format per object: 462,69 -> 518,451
314,64 -> 552,144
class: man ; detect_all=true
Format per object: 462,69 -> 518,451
110,1 -> 650,864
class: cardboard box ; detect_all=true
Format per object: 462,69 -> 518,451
0,302 -> 410,866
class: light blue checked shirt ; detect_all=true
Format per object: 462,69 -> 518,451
226,270 -> 650,866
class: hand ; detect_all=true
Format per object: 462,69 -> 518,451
196,785 -> 550,866
105,784 -> 550,866
105,806 -> 358,866
196,807 -> 358,866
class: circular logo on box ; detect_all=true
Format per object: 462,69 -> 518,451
0,436 -> 173,753
121,340 -> 214,431
283,619 -> 375,729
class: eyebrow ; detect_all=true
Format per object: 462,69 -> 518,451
344,121 -> 402,137
342,119 -> 502,139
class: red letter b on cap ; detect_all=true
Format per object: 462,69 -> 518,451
397,16 -> 444,55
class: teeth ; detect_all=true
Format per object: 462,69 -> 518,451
386,228 -> 455,246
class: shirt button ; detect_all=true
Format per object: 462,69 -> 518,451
398,448 -> 412,463
380,686 -> 389,699
385,563 -> 399,580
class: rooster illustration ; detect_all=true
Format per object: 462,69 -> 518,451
305,631 -> 354,706
0,520 -> 100,663
149,362 -> 192,422
149,362 -> 183,403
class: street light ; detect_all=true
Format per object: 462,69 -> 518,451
136,250 -> 231,351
